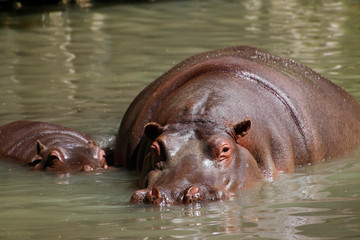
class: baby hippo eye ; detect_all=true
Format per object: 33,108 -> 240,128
43,150 -> 63,170
99,149 -> 106,160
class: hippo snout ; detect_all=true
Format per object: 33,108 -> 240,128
182,186 -> 202,204
130,185 -> 230,205
130,187 -> 164,204
130,186 -> 203,205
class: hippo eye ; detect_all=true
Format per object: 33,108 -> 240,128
151,141 -> 166,170
151,141 -> 162,157
222,147 -> 230,153
210,138 -> 233,168
216,144 -> 232,168
218,144 -> 231,158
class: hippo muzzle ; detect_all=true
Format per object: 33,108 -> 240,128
130,121 -> 262,205
133,153 -> 229,204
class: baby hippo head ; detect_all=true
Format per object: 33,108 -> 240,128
130,119 -> 262,205
30,140 -> 108,173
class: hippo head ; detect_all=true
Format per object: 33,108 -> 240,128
131,119 -> 263,205
30,140 -> 108,173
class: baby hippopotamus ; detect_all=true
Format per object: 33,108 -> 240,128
114,46 -> 360,205
0,120 -> 108,173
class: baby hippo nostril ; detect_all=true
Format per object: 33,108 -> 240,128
83,165 -> 93,172
183,185 -> 201,204
101,160 -> 108,169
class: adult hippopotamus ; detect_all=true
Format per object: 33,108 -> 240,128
114,46 -> 360,204
0,120 -> 108,172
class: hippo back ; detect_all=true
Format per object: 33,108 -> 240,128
115,46 -> 360,168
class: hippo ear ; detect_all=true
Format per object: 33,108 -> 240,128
144,122 -> 164,140
233,118 -> 252,138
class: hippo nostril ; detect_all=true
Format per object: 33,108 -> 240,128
130,189 -> 148,203
186,185 -> 200,196
144,186 -> 164,204
183,185 -> 201,204
151,186 -> 161,198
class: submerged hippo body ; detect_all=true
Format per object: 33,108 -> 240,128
115,46 -> 360,204
0,120 -> 108,172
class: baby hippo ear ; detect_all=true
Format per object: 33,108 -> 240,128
36,140 -> 47,155
144,122 -> 164,140
232,118 -> 252,139
30,140 -> 47,168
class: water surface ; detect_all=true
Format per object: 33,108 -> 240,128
0,0 -> 360,239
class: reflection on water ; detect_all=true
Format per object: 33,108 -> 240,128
2,157 -> 359,239
0,0 -> 360,239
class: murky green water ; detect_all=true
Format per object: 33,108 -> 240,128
0,0 -> 360,239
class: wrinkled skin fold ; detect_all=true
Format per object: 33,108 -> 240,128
0,120 -> 108,173
115,46 -> 360,205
